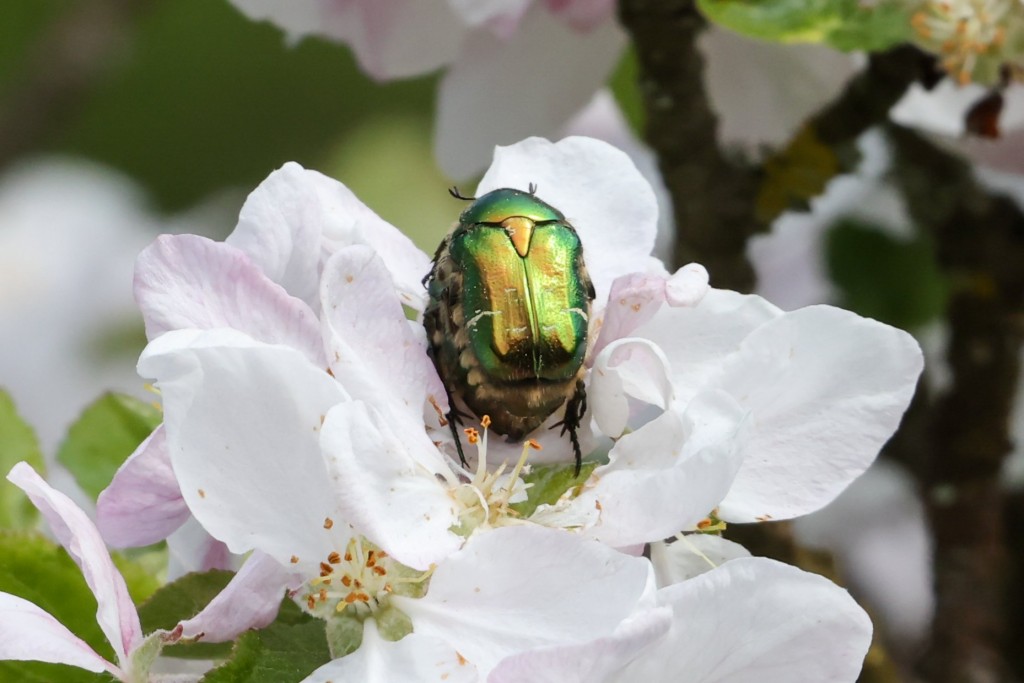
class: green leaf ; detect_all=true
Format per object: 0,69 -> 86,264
697,0 -> 912,52
511,461 -> 598,519
826,219 -> 948,330
200,613 -> 331,683
56,392 -> 162,501
0,531 -> 116,681
137,569 -> 236,660
0,388 -> 45,529
112,547 -> 166,605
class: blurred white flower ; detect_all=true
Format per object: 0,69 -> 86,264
794,460 -> 934,648
227,0 -> 624,178
748,128 -> 913,311
0,159 -> 154,455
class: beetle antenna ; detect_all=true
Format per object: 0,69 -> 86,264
449,186 -> 476,201
528,182 -> 538,195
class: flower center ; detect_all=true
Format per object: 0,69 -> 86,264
912,0 -> 1010,84
298,536 -> 430,620
450,416 -> 540,536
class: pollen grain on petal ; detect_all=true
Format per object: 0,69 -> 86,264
198,488 -> 206,498
290,555 -> 299,564
323,517 -> 334,529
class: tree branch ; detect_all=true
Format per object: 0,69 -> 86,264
888,122 -> 1024,683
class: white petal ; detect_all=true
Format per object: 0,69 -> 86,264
890,79 -> 985,137
178,552 -> 300,643
632,288 -> 781,404
489,606 -> 671,683
437,7 -> 627,180
446,0 -> 532,34
700,27 -> 859,150
302,628 -> 477,683
574,389 -> 746,547
320,246 -> 445,431
590,338 -> 674,438
320,401 -> 461,571
134,234 -> 325,366
228,162 -> 431,312
166,517 -> 234,580
0,593 -> 119,676
714,305 -> 923,521
227,163 -> 326,308
476,136 -> 655,306
622,558 -> 872,682
594,265 -> 709,358
138,328 -> 348,566
227,0 -> 465,80
544,0 -> 616,31
7,463 -> 142,665
593,274 -> 668,360
97,426 -> 190,548
560,89 -> 676,263
649,535 -> 751,587
665,263 -> 709,307
396,525 -> 652,675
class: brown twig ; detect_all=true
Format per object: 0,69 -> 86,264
616,0 -> 757,291
887,122 -> 1024,683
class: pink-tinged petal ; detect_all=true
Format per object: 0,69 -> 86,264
489,607 -> 671,683
138,328 -> 348,566
320,246 -> 444,431
593,274 -> 670,360
436,8 -> 627,180
226,0 -> 464,80
97,426 -> 190,548
7,463 -> 142,664
476,137 -> 656,306
302,628 -> 478,683
700,27 -> 858,151
166,517 -> 235,580
593,264 -> 709,358
228,163 -> 324,308
650,535 -> 751,588
574,390 -> 747,547
544,0 -> 616,31
320,401 -> 461,570
396,525 -> 653,676
134,234 -> 325,366
713,305 -> 923,522
590,338 -> 673,438
446,0 -> 532,37
178,552 -> 300,643
229,162 -> 431,312
665,263 -> 710,307
622,558 -> 872,682
632,288 -> 781,404
0,593 -> 120,677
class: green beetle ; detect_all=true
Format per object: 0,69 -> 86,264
423,186 -> 595,474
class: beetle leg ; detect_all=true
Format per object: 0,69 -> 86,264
441,388 -> 473,469
447,410 -> 468,468
560,380 -> 587,477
